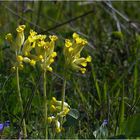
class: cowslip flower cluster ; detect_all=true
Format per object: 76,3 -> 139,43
63,33 -> 92,74
47,97 -> 70,133
5,25 -> 58,71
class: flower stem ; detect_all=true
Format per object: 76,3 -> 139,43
61,78 -> 66,111
43,52 -> 48,139
60,76 -> 66,128
16,66 -> 27,138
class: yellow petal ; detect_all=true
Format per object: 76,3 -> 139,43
80,68 -> 86,74
16,25 -> 26,33
49,35 -> 58,42
17,55 -> 23,62
73,32 -> 79,39
68,47 -> 74,52
81,62 -> 87,67
86,56 -> 92,62
47,66 -> 53,72
50,105 -> 56,112
51,52 -> 57,57
30,59 -> 36,66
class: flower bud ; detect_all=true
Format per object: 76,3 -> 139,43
23,57 -> 31,63
5,33 -> 13,43
16,25 -> 26,50
86,56 -> 92,62
73,32 -> 79,39
47,116 -> 55,123
47,66 -> 53,72
80,68 -> 86,74
17,55 -> 23,62
51,52 -> 57,58
30,59 -> 36,66
50,105 -> 56,112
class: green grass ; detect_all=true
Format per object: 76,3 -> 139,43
0,1 -> 140,139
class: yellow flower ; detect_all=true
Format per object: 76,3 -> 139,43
17,55 -> 23,62
51,97 -> 70,108
30,59 -> 36,66
81,62 -> 87,67
47,117 -> 53,123
5,33 -> 13,43
16,25 -> 26,33
86,56 -> 92,62
49,58 -> 54,63
65,39 -> 72,48
75,37 -> 87,45
80,68 -> 86,74
51,52 -> 57,58
49,35 -> 58,42
52,97 -> 57,104
15,25 -> 26,50
47,116 -> 55,123
50,105 -> 56,112
38,40 -> 46,47
47,66 -> 53,72
24,51 -> 29,56
30,29 -> 37,36
58,108 -> 70,117
81,39 -> 88,45
73,32 -> 79,39
75,37 -> 83,44
64,33 -> 91,74
38,55 -> 44,61
68,47 -> 74,52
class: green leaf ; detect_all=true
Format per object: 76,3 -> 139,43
121,114 -> 140,138
93,124 -> 108,139
68,109 -> 79,119
111,31 -> 123,40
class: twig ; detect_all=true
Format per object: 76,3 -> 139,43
40,9 -> 95,34
102,1 -> 140,33
108,0 -> 121,32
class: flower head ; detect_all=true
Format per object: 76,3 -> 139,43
5,26 -> 58,71
64,32 -> 91,74
48,97 -> 70,133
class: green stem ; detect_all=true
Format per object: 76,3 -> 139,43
16,67 -> 27,138
43,52 -> 48,139
60,77 -> 66,128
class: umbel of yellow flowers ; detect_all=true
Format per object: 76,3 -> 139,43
63,33 -> 92,74
5,25 -> 58,71
48,97 -> 70,133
